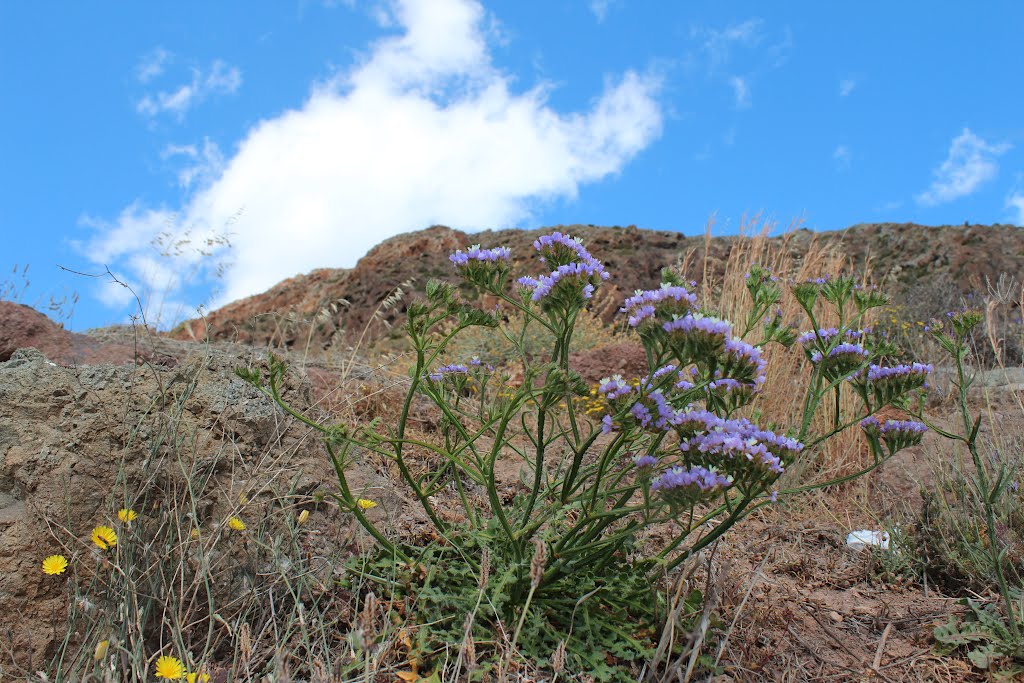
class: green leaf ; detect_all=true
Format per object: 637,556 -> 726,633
967,643 -> 996,669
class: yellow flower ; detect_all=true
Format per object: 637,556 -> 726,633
93,639 -> 109,661
297,509 -> 310,525
227,517 -> 246,531
356,498 -> 378,510
41,555 -> 68,575
154,655 -> 185,679
190,528 -> 200,540
186,672 -> 211,683
117,508 -> 137,523
91,526 -> 118,550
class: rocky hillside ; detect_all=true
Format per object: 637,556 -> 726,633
171,222 -> 1024,351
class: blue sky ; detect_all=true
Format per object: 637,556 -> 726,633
2,1 -> 1022,331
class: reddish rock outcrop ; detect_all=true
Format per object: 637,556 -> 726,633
0,301 -> 142,366
170,222 -> 1024,353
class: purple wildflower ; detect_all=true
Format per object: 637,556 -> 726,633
531,231 -> 609,279
866,363 -> 934,382
620,284 -> 698,328
520,261 -> 606,301
601,414 -> 615,434
633,454 -> 658,469
663,314 -> 733,358
652,363 -> 678,380
720,338 -> 767,384
860,415 -> 881,434
651,465 -> 732,495
631,402 -> 652,427
663,314 -> 731,337
469,356 -> 495,371
855,362 -> 933,404
681,430 -> 784,476
598,375 -> 633,401
861,416 -> 928,455
880,419 -> 928,436
449,245 -> 511,266
427,364 -> 470,382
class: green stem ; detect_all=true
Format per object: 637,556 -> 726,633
953,351 -> 1020,640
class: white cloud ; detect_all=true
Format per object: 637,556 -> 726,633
1007,178 -> 1024,225
161,138 -> 226,190
136,47 -> 172,83
697,19 -> 763,66
589,0 -> 619,22
729,76 -> 750,108
833,144 -> 850,169
136,59 -> 243,120
916,128 -> 1011,206
85,0 -> 664,323
839,78 -> 856,97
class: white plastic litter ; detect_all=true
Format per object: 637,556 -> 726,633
845,529 -> 890,551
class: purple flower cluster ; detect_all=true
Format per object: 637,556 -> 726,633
669,411 -> 803,470
652,363 -> 678,379
469,356 -> 495,371
860,415 -> 881,432
633,454 -> 658,469
620,284 -> 698,328
427,364 -> 469,381
533,232 -> 606,273
674,365 -> 699,391
809,342 -> 869,363
662,314 -> 734,360
880,419 -> 928,436
866,362 -> 933,382
667,408 -> 722,434
861,415 -> 928,454
854,361 -> 934,403
517,261 -> 605,301
663,314 -> 732,338
797,327 -> 869,348
680,430 -> 785,476
449,245 -> 512,266
721,338 -> 767,384
517,232 -> 609,303
651,465 -> 732,493
598,375 -> 633,400
635,390 -> 677,430
601,414 -> 615,434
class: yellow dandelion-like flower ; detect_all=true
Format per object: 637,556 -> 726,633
154,655 -> 184,679
41,555 -> 68,575
227,517 -> 246,531
297,509 -> 310,525
356,498 -> 377,510
91,526 -> 118,550
117,508 -> 137,523
93,639 -> 109,661
186,672 -> 211,683
190,528 -> 200,540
